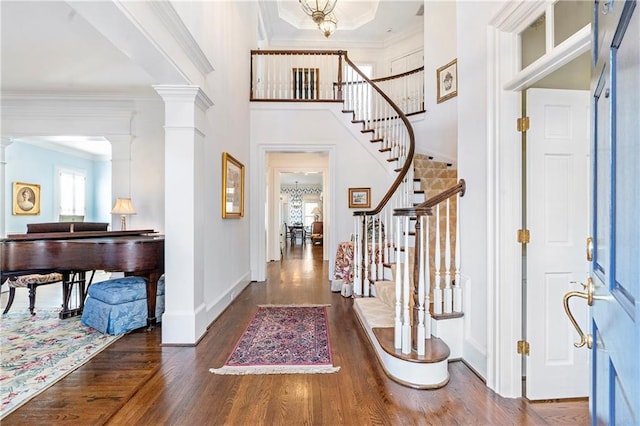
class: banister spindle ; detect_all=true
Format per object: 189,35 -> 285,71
394,215 -> 402,349
433,203 -> 442,315
444,198 -> 452,313
402,216 -> 411,355
454,196 -> 462,312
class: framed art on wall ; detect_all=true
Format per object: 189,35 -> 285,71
436,58 -> 458,103
222,152 -> 244,218
348,187 -> 371,209
13,182 -> 41,215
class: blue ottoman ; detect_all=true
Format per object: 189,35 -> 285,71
81,275 -> 165,335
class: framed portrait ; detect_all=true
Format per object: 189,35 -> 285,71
13,182 -> 41,215
436,59 -> 458,103
348,187 -> 371,209
222,152 -> 244,218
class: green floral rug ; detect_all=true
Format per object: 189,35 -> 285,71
0,308 -> 121,419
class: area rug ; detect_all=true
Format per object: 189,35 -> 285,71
210,304 -> 340,375
0,309 -> 121,419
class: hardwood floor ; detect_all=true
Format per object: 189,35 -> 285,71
4,243 -> 589,425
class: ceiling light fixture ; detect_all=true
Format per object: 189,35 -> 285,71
299,0 -> 338,25
318,13 -> 338,38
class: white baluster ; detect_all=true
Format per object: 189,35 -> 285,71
353,217 -> 361,296
433,204 -> 443,315
417,215 -> 426,355
363,217 -> 369,297
377,214 -> 383,281
394,215 -> 402,349
444,198 -> 452,313
402,216 -> 411,355
424,215 -> 432,338
454,196 -> 463,312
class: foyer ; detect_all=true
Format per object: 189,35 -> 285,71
3,243 -> 588,424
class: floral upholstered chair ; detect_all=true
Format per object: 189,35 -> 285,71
2,273 -> 64,315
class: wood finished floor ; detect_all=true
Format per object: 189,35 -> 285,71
3,242 -> 589,425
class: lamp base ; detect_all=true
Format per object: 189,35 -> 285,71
120,215 -> 127,231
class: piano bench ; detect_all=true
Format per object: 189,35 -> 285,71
2,273 -> 64,315
81,275 -> 165,335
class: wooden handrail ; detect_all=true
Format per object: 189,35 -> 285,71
419,179 -> 466,209
371,66 -> 424,83
250,49 -> 344,55
343,52 -> 416,217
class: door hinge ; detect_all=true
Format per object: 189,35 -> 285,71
517,229 -> 530,244
517,116 -> 530,132
517,340 -> 530,356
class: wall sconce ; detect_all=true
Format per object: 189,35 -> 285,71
111,197 -> 136,230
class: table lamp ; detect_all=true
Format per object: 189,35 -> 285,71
311,207 -> 322,222
111,198 -> 136,230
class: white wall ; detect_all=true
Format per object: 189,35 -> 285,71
455,0 -> 508,383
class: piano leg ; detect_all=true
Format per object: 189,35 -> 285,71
145,271 -> 161,330
59,271 -> 87,319
126,271 -> 161,330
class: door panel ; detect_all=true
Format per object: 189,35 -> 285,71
591,1 -> 639,424
526,88 -> 590,399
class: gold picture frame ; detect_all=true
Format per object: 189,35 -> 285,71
13,182 -> 41,215
436,58 -> 458,103
222,152 -> 244,218
348,187 -> 371,209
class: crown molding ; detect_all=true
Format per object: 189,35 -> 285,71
149,1 -> 215,76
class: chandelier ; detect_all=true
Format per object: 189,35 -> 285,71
318,13 -> 338,38
299,0 -> 338,25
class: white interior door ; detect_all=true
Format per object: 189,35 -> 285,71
526,88 -> 590,399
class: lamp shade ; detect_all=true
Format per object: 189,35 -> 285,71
111,198 -> 136,215
318,13 -> 337,38
311,207 -> 322,215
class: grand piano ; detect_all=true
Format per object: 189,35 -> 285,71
1,223 -> 164,327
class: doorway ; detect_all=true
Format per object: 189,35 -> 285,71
263,151 -> 330,265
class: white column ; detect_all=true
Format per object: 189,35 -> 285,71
0,138 -> 13,237
154,85 -> 213,345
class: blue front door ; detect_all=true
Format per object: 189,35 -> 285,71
591,1 -> 639,424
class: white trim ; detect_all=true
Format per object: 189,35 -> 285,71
149,1 -> 215,75
504,24 -> 591,91
487,0 -> 592,398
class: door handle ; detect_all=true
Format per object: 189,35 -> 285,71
563,276 -> 594,349
586,237 -> 593,262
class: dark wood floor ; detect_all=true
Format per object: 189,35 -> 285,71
4,242 -> 589,425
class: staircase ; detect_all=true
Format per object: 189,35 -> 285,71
250,50 -> 466,389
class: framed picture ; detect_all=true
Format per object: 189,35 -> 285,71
348,187 -> 371,209
222,152 -> 244,218
436,59 -> 458,103
13,182 -> 41,215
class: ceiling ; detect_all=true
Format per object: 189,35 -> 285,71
1,0 -> 423,157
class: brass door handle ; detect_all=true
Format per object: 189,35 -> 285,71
563,277 -> 594,349
586,237 -> 593,262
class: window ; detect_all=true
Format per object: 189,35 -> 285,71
292,67 -> 319,99
303,198 -> 321,227
58,168 -> 86,218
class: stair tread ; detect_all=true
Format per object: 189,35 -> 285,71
372,327 -> 450,363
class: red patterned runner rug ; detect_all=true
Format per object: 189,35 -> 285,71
210,304 -> 340,375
